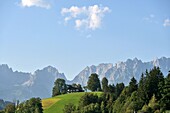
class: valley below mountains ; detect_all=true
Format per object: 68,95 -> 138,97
0,57 -> 170,101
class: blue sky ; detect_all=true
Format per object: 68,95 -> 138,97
0,0 -> 170,80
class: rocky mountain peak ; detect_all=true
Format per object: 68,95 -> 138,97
71,57 -> 170,86
0,57 -> 170,101
42,66 -> 59,73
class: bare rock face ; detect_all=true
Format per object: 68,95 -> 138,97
71,57 -> 170,86
0,57 -> 170,101
0,65 -> 67,101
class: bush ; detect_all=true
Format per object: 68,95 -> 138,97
79,93 -> 98,108
63,103 -> 76,113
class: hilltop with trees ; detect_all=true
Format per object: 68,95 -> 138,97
63,67 -> 170,113
52,78 -> 84,97
1,67 -> 170,113
0,98 -> 43,113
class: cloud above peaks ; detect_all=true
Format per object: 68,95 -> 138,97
61,5 -> 110,30
163,19 -> 170,27
20,0 -> 50,9
143,14 -> 158,24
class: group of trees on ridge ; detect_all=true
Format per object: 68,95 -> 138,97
0,67 -> 170,113
0,100 -> 14,111
63,67 -> 170,113
52,78 -> 84,97
0,98 -> 43,113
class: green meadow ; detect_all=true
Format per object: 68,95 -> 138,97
42,92 -> 102,113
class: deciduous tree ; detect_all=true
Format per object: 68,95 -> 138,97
52,78 -> 67,96
87,73 -> 101,91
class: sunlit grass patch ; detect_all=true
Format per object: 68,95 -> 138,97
42,98 -> 60,109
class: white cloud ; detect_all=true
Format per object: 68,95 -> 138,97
75,19 -> 88,29
75,20 -> 83,28
20,0 -> 50,9
163,19 -> 170,27
143,14 -> 158,24
61,5 -> 110,30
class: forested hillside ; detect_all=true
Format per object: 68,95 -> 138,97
63,67 -> 170,113
1,67 -> 170,113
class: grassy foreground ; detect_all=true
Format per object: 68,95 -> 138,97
42,92 -> 102,113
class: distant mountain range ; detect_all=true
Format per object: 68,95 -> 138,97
72,57 -> 170,86
0,57 -> 170,101
0,65 -> 66,101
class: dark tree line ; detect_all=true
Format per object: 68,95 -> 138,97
0,98 -> 43,113
0,99 -> 14,111
1,67 -> 169,113
63,67 -> 170,113
52,78 -> 84,97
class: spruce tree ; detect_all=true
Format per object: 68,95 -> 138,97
102,77 -> 109,93
128,77 -> 138,94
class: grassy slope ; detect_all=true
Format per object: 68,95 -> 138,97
42,92 -> 102,113
42,98 -> 60,109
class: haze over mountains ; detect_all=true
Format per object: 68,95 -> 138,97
0,57 -> 170,101
72,57 -> 170,86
